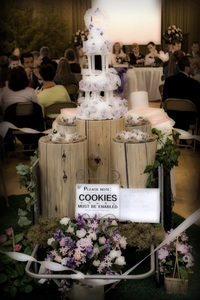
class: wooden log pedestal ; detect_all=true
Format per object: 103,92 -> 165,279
39,136 -> 88,218
76,118 -> 125,183
111,138 -> 157,188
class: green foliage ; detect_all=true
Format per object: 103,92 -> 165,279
0,230 -> 36,298
144,129 -> 181,187
16,150 -> 38,228
0,1 -> 68,57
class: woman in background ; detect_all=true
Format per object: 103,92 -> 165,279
76,45 -> 88,69
1,66 -> 37,112
54,58 -> 78,101
54,58 -> 78,86
108,42 -> 127,66
163,50 -> 184,78
64,48 -> 81,73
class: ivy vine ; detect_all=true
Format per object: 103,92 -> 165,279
16,150 -> 38,228
144,129 -> 181,188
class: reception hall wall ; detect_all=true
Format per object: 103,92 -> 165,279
1,0 -> 200,56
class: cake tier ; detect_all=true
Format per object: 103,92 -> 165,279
83,28 -> 112,55
77,95 -> 128,120
79,69 -> 121,92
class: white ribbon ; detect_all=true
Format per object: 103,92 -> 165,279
0,121 -> 51,138
1,208 -> 200,286
174,128 -> 200,141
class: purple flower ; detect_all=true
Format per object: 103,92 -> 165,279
85,246 -> 93,259
66,257 -> 76,269
64,237 -> 75,250
54,229 -> 65,242
76,214 -> 86,229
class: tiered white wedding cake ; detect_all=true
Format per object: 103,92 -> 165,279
77,8 -> 128,120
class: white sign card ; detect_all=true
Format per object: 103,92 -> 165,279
119,188 -> 160,223
75,184 -> 120,218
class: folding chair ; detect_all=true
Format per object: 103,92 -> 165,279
4,102 -> 44,153
163,98 -> 199,151
65,84 -> 79,101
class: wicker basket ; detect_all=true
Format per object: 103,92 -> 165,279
164,276 -> 188,294
164,236 -> 189,294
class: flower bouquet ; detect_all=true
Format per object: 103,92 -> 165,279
116,55 -> 129,64
45,214 -> 127,299
72,30 -> 88,47
163,25 -> 183,44
157,230 -> 194,294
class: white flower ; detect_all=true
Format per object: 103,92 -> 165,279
89,232 -> 97,240
66,225 -> 74,234
109,250 -> 121,259
115,256 -> 126,266
47,237 -> 55,246
60,217 -> 70,226
93,260 -> 101,267
76,228 -> 87,238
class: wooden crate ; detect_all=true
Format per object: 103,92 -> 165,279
39,136 -> 88,218
76,118 -> 125,183
111,139 -> 157,188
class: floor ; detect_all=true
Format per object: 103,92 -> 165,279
1,100 -> 200,226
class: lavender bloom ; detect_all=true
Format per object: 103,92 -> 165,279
45,254 -> 53,261
104,241 -> 111,254
76,214 -> 86,229
64,237 -> 75,250
85,246 -> 93,259
54,230 -> 65,242
66,257 -> 76,269
102,221 -> 110,231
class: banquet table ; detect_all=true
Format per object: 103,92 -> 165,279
126,67 -> 164,106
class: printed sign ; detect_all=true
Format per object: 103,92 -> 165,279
119,188 -> 160,223
75,184 -> 120,218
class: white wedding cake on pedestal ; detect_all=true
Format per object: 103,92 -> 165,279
77,7 -> 128,120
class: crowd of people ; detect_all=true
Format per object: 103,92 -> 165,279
0,39 -> 200,150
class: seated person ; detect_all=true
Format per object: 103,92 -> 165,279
188,41 -> 199,57
2,66 -> 42,150
76,45 -> 88,69
163,50 -> 184,78
192,51 -> 200,82
108,42 -> 127,66
172,40 -> 182,53
129,43 -> 145,65
37,64 -> 71,126
54,58 -> 78,101
145,41 -> 168,66
0,55 -> 9,88
64,48 -> 81,73
163,40 -> 183,69
1,66 -> 37,113
21,52 -> 42,89
40,46 -> 58,70
8,54 -> 20,69
11,47 -> 20,58
162,55 -> 200,131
